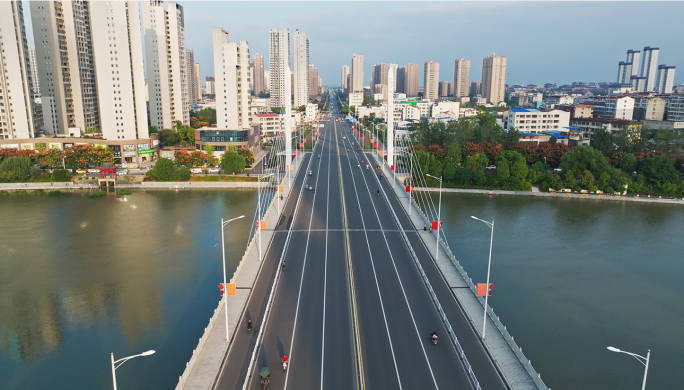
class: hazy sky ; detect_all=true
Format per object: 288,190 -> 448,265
24,1 -> 684,87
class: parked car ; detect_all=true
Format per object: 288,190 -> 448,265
208,168 -> 220,173
190,168 -> 203,174
553,168 -> 563,172
88,169 -> 100,173
116,169 -> 128,175
486,165 -> 496,170
75,169 -> 87,174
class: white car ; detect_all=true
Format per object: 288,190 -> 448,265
88,168 -> 100,173
190,168 -> 203,174
486,165 -> 496,170
116,169 -> 128,175
208,168 -> 220,173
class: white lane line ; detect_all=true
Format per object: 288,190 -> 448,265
320,118 -> 332,390
342,135 -> 440,389
340,127 -> 403,390
283,118 -> 326,390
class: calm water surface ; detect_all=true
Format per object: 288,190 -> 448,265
436,193 -> 684,390
0,190 -> 257,390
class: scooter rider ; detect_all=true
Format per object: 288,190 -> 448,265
431,332 -> 438,343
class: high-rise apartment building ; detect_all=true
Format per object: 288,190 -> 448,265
341,65 -> 349,91
481,54 -> 507,104
371,63 -> 388,94
0,1 -> 37,139
194,63 -> 201,99
143,1 -> 189,129
617,49 -> 640,85
404,64 -> 419,97
351,54 -> 364,92
656,65 -> 676,94
30,0 -> 147,140
396,66 -> 406,95
269,28 -> 290,108
212,28 -> 250,130
205,77 -> 215,95
292,30 -> 309,108
264,71 -> 270,93
345,74 -> 352,95
470,81 -> 481,95
423,61 -> 439,100
309,65 -> 319,97
253,53 -> 265,95
186,49 -> 198,105
438,81 -> 450,98
454,58 -> 470,98
27,45 -> 40,96
641,46 -> 659,92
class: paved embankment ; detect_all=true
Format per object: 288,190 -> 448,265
372,153 -> 548,390
0,180 -> 268,192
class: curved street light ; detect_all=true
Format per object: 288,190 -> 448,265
111,350 -> 156,390
607,346 -> 650,390
471,215 -> 494,340
425,174 -> 443,264
221,215 -> 246,342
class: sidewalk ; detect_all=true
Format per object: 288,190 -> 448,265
371,152 -> 547,390
175,153 -> 307,390
250,149 -> 269,168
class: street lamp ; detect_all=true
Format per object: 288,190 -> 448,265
607,346 -> 651,390
221,215 -> 245,342
110,350 -> 155,390
471,215 -> 494,340
425,174 -> 443,264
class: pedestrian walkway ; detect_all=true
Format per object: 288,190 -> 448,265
371,152 -> 548,390
175,153 -> 307,390
251,149 -> 269,168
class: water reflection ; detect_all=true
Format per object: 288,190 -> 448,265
0,190 -> 257,389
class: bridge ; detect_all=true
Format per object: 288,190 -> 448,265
174,90 -> 549,389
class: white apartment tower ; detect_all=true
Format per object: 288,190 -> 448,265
142,1 -> 189,129
341,65 -> 350,91
292,30 -> 309,108
351,54 -> 364,92
186,49 -> 198,105
617,49 -> 640,85
423,61 -> 439,100
454,58 -> 470,98
641,46 -> 659,92
0,1 -> 37,139
252,53 -> 265,95
194,63 -> 201,99
212,28 -> 250,130
269,28 -> 290,109
656,65 -> 676,94
30,0 -> 147,140
27,45 -> 40,96
482,54 -> 507,104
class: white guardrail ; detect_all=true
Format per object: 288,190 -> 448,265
374,164 -> 483,390
173,156 -> 306,390
383,162 -> 549,390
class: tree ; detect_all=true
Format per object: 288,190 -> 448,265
590,129 -> 615,157
146,158 -> 190,181
51,169 -> 72,182
237,148 -> 255,166
618,153 -> 637,173
0,156 -> 34,182
63,144 -> 113,168
429,159 -> 443,178
581,170 -> 598,192
271,107 -> 282,113
298,105 -> 306,112
362,97 -> 371,106
37,148 -> 64,168
445,140 -> 462,167
443,162 -> 456,180
495,156 -> 510,181
203,144 -> 215,157
560,146 -> 611,179
349,105 -> 356,113
160,128 -> 181,146
174,150 -> 192,167
148,126 -> 159,134
221,147 -> 246,174
510,157 -> 529,180
638,155 -> 680,188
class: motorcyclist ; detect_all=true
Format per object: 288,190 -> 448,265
281,355 -> 288,364
282,261 -> 286,270
377,190 -> 380,196
431,332 -> 438,343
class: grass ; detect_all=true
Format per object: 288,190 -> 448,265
89,191 -> 107,198
11,190 -> 28,196
117,188 -> 132,195
189,175 -> 259,182
47,190 -> 62,196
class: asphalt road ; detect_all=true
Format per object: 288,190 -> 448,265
216,98 -> 506,390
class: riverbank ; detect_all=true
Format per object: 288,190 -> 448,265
0,180 -> 268,192
414,187 -> 684,204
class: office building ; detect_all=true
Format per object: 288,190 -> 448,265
309,65 -> 319,97
143,1 -> 189,129
212,28 -> 251,130
656,65 -> 676,94
640,46 -> 659,92
351,54 -> 364,92
186,50 -> 198,105
371,63 -> 388,94
341,65 -> 349,91
482,54 -> 507,104
30,0 -> 147,140
0,1 -> 37,139
404,63 -> 419,97
454,58 -> 470,98
269,28 -> 290,108
27,45 -> 40,96
292,30 -> 309,108
423,61 -> 439,100
253,53 -> 265,95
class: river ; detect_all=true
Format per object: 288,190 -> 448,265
0,190 -> 682,389
0,190 -> 257,390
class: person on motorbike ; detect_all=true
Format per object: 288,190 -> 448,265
431,332 -> 438,343
282,261 -> 286,270
377,190 -> 380,196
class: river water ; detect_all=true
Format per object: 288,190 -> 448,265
0,190 -> 257,390
0,191 -> 682,389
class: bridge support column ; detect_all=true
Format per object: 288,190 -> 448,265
285,66 -> 292,188
387,64 -> 397,167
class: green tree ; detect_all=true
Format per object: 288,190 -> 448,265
271,107 -> 282,113
618,153 -> 637,173
146,158 -> 190,181
36,148 -> 64,168
160,129 -> 181,146
495,156 -> 510,181
429,159 -> 443,178
590,129 -> 615,157
203,144 -> 215,157
560,147 -> 611,179
51,169 -> 72,182
237,148 -> 255,166
298,105 -> 306,112
221,148 -> 246,174
0,156 -> 35,182
465,153 -> 488,175
148,126 -> 159,134
349,105 -> 356,113
445,140 -> 462,167
638,155 -> 680,188
443,162 -> 456,180
581,170 -> 598,192
510,157 -> 529,180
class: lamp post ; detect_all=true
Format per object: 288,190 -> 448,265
471,215 -> 494,340
425,174 -> 443,263
408,147 -> 412,218
607,346 -> 651,390
110,350 -> 155,390
221,215 -> 245,342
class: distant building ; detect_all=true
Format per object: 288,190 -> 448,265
617,49 -> 640,85
481,54 -> 507,104
404,64 -> 419,97
309,64 -> 319,98
641,46 -> 659,92
352,54 -> 364,92
634,96 -> 666,121
293,30 -> 309,108
187,49 -> 198,106
205,77 -> 216,95
305,103 -> 318,123
666,95 -> 684,121
341,65 -> 350,91
423,61 -> 439,100
569,118 -> 642,146
656,65 -> 676,94
470,81 -> 481,96
507,109 -> 570,133
579,96 -> 634,120
253,53 -> 265,95
269,28 -> 290,108
371,63 -> 389,94
349,92 -> 364,108
27,45 -> 40,96
454,58 -> 470,98
212,28 -> 251,131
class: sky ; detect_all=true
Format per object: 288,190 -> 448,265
24,1 -> 684,88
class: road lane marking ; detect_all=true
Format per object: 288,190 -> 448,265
319,114 -> 332,390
